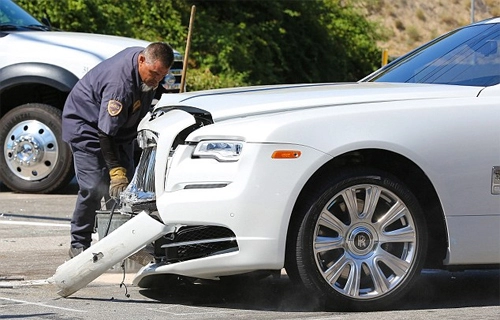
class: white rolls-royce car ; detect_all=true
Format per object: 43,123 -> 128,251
123,17 -> 500,310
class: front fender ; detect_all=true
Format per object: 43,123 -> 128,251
0,62 -> 79,93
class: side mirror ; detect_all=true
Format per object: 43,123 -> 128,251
41,17 -> 51,29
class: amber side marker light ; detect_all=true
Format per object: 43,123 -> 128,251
271,150 -> 302,159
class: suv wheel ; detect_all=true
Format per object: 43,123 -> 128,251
0,103 -> 74,193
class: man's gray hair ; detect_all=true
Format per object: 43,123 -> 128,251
143,42 -> 175,68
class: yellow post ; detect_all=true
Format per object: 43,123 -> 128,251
381,49 -> 389,67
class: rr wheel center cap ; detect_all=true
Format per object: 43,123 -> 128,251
347,225 -> 378,256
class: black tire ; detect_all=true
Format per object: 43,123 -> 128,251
0,103 -> 74,193
289,168 -> 427,311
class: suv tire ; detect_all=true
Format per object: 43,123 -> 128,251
0,103 -> 74,193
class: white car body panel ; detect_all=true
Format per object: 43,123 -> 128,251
478,84 -> 500,96
0,31 -> 150,78
153,82 -> 483,123
136,142 -> 332,281
445,215 -> 500,265
130,82 -> 500,284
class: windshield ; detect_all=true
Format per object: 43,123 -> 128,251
366,22 -> 500,87
0,0 -> 47,30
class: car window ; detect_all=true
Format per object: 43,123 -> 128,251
0,0 -> 41,26
368,23 -> 500,87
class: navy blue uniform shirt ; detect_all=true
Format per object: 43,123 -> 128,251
62,47 -> 155,153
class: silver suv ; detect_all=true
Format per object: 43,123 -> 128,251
0,0 -> 183,193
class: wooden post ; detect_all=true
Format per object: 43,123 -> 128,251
180,5 -> 196,93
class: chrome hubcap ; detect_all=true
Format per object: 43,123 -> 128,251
4,120 -> 59,181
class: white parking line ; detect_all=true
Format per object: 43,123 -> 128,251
0,279 -> 51,288
0,296 -> 86,312
0,220 -> 70,228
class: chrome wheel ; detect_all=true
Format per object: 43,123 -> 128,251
4,119 -> 59,181
0,103 -> 74,193
291,169 -> 426,310
314,184 -> 416,299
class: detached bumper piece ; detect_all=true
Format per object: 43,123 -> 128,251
155,226 -> 238,263
49,211 -> 171,297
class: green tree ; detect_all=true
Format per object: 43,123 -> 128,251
16,0 -> 382,91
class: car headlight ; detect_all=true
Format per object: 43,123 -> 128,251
137,130 -> 158,149
192,140 -> 243,162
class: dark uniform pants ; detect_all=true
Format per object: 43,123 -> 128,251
70,144 -> 134,249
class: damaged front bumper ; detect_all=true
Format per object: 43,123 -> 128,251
50,105 -> 227,297
50,211 -> 174,297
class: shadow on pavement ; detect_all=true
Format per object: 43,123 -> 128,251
139,275 -> 324,312
399,269 -> 500,309
137,269 -> 500,312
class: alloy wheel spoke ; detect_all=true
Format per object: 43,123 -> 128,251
324,253 -> 350,284
314,235 -> 344,254
377,249 -> 411,277
342,188 -> 360,223
367,258 -> 391,294
343,260 -> 362,297
360,185 -> 381,221
375,201 -> 407,231
318,208 -> 348,235
379,225 -> 416,244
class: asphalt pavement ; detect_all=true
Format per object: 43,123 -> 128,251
1,181 -> 499,319
0,180 -> 138,283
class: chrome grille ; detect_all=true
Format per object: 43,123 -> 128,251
119,146 -> 157,212
155,226 -> 239,262
135,147 -> 156,193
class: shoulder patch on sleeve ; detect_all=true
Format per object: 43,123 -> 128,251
107,100 -> 123,116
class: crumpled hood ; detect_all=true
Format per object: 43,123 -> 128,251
153,82 -> 482,121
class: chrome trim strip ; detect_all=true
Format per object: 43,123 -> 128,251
160,237 -> 237,248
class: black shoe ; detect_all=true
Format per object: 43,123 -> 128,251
68,246 -> 85,258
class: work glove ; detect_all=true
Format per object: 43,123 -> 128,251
109,167 -> 128,199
